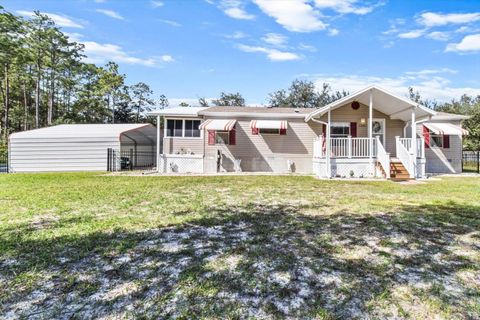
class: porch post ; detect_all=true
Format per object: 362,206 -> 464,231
369,89 -> 373,162
326,109 -> 331,177
410,107 -> 417,178
156,115 -> 161,172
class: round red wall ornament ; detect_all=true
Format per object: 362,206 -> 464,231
351,101 -> 360,110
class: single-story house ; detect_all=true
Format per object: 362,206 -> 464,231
149,85 -> 468,179
9,124 -> 157,172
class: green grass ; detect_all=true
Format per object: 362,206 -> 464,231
0,173 -> 479,318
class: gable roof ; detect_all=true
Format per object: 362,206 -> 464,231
305,85 -> 437,122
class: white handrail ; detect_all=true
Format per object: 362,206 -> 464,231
396,136 -> 414,178
376,136 -> 390,178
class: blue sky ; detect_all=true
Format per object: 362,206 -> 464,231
5,0 -> 480,106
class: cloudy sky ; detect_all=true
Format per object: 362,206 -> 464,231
6,0 -> 480,106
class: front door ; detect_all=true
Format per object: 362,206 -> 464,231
371,118 -> 386,146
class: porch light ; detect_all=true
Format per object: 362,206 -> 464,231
360,118 -> 366,126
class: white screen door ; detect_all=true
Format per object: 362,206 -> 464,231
371,118 -> 386,146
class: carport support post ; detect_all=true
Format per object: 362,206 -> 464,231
156,115 -> 161,172
326,109 -> 331,177
369,89 -> 373,166
411,107 -> 417,178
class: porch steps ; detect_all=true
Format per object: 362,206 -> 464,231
389,161 -> 412,181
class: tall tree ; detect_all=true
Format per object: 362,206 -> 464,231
130,82 -> 154,122
212,92 -> 245,106
98,62 -> 124,123
0,7 -> 22,139
27,11 -> 53,128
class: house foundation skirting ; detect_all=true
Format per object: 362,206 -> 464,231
158,154 -> 204,173
313,158 -> 381,178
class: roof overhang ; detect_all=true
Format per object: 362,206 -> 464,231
198,111 -> 306,119
305,85 -> 436,122
147,107 -> 207,117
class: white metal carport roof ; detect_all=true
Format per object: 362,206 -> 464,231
305,85 -> 436,122
10,124 -> 156,144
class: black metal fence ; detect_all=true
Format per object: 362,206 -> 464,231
107,148 -> 156,172
462,151 -> 480,173
0,153 -> 7,173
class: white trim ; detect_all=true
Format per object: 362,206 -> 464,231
164,118 -> 203,139
370,118 -> 386,146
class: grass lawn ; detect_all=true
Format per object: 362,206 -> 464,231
1,173 -> 479,319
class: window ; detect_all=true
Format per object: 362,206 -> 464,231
330,122 -> 350,137
215,131 -> 230,145
185,120 -> 201,137
166,119 -> 201,138
259,128 -> 280,135
430,134 -> 443,148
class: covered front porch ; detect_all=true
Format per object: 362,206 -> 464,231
306,85 -> 436,179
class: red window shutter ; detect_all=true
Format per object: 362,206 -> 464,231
280,128 -> 287,135
443,135 -> 450,148
229,126 -> 236,145
252,127 -> 259,135
422,125 -> 430,148
208,130 -> 215,145
350,122 -> 357,137
322,124 -> 326,137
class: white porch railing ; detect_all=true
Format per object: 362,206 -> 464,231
399,137 -> 425,159
376,136 -> 390,178
313,136 -> 376,158
396,137 -> 414,178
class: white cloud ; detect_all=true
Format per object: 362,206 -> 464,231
151,1 -> 164,8
398,29 -> 425,39
314,0 -> 379,15
81,41 -> 161,66
328,28 -> 339,36
159,19 -> 182,27
261,33 -> 287,47
253,0 -> 327,32
418,12 -> 480,27
307,69 -> 480,102
225,31 -> 248,39
426,31 -> 450,41
16,10 -> 84,28
446,34 -> 480,53
236,44 -> 301,61
160,55 -> 174,62
220,0 -> 255,20
298,43 -> 317,52
95,9 -> 125,20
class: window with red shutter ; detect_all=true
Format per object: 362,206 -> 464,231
229,127 -> 236,145
252,128 -> 259,135
280,128 -> 286,135
443,135 -> 450,148
208,130 -> 215,145
350,122 -> 357,137
422,125 -> 430,148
